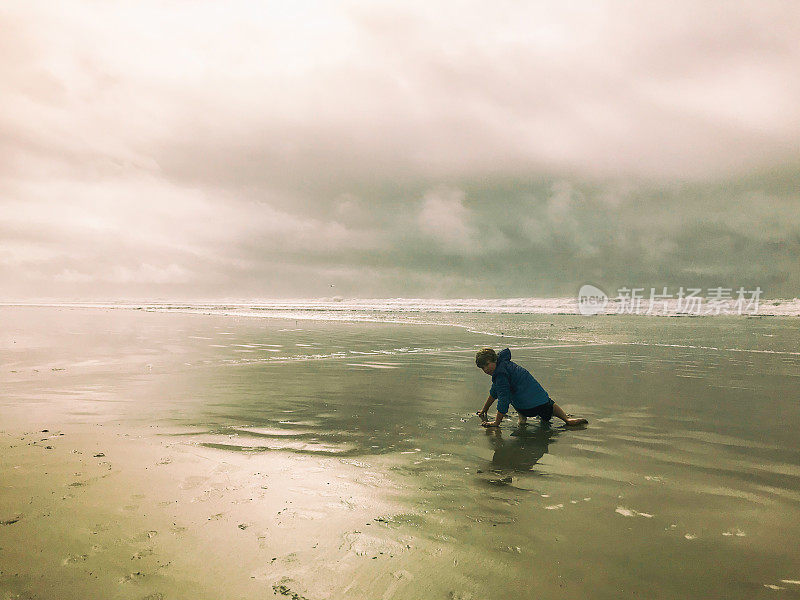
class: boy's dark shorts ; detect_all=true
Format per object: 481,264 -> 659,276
517,399 -> 554,421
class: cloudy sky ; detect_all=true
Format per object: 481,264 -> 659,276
2,0 -> 799,300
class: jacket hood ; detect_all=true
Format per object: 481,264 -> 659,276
491,348 -> 512,381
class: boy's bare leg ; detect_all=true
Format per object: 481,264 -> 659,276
518,414 -> 528,426
552,402 -> 588,426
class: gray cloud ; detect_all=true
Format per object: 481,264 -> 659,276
1,1 -> 798,300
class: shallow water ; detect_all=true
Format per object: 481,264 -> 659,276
1,306 -> 799,599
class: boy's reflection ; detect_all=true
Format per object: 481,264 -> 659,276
484,423 -> 560,472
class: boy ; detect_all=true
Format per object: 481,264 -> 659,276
476,348 -> 588,427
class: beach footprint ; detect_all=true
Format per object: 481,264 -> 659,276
119,560 -> 172,585
131,530 -> 159,543
61,553 -> 89,566
120,571 -> 146,584
131,548 -> 155,560
179,475 -> 209,490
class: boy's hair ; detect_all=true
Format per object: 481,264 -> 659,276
475,348 -> 497,368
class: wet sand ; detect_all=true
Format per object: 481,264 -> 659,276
2,306 -> 799,599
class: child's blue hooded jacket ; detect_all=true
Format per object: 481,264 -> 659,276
490,348 -> 551,414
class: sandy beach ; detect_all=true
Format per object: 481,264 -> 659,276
2,305 -> 800,599
5,1 -> 800,597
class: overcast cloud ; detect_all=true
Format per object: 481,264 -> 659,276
1,0 -> 798,300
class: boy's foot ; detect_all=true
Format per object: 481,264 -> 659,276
565,417 -> 588,426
